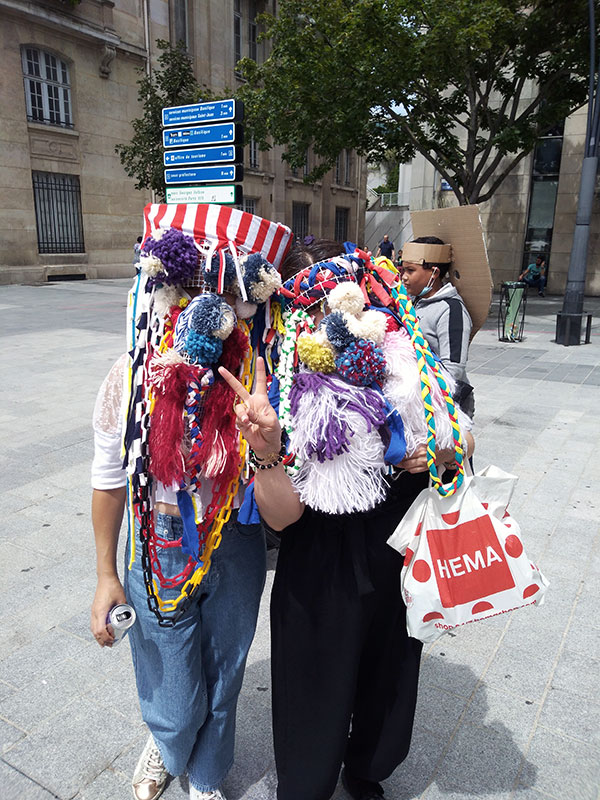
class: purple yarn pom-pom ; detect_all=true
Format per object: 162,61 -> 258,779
143,229 -> 198,286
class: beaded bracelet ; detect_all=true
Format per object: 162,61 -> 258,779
248,442 -> 286,470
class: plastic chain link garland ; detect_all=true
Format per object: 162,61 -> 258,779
137,320 -> 255,626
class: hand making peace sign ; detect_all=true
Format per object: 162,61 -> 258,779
218,357 -> 282,459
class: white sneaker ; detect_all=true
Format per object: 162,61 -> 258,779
189,787 -> 226,800
132,734 -> 169,800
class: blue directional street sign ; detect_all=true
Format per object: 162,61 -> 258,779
163,145 -> 242,168
163,123 -> 243,149
164,164 -> 244,185
162,99 -> 242,128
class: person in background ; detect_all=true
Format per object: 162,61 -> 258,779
519,255 -> 547,296
133,235 -> 142,272
375,234 -> 395,262
400,235 -> 474,419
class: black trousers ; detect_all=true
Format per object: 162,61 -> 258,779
271,472 -> 427,800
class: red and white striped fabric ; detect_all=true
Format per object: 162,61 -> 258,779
143,203 -> 293,276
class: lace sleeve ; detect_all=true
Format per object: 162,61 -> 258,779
93,353 -> 128,436
91,354 -> 128,489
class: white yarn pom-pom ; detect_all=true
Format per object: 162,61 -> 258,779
213,306 -> 236,340
327,282 -> 365,315
344,308 -> 387,344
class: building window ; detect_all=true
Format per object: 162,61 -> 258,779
522,123 -> 565,274
335,154 -> 342,184
22,47 -> 72,128
303,149 -> 310,178
243,197 -> 257,215
234,0 -> 242,71
344,150 -> 352,186
334,207 -> 349,243
171,0 -> 189,48
248,1 -> 258,61
292,202 -> 310,241
32,171 -> 85,253
249,136 -> 260,169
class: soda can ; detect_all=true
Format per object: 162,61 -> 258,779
107,603 -> 136,644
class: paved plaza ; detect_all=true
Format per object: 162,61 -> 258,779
0,278 -> 599,800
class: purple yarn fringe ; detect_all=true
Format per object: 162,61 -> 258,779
289,372 -> 386,463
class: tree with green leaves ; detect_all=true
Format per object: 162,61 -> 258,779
237,0 -> 593,205
116,41 -> 210,198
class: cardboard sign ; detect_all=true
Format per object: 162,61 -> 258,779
410,205 -> 493,337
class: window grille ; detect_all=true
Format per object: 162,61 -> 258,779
243,197 -> 257,215
335,154 -> 342,184
249,136 -> 260,169
303,150 -> 310,178
344,150 -> 352,185
32,171 -> 85,253
334,207 -> 349,243
292,202 -> 310,241
22,47 -> 73,128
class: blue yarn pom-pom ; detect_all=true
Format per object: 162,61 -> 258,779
203,252 -> 237,288
190,294 -> 224,335
186,331 -> 223,364
325,312 -> 357,351
242,253 -> 265,285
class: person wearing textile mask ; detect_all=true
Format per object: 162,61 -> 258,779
220,240 -> 474,800
400,236 -> 474,419
90,204 -> 292,800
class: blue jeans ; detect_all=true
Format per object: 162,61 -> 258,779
524,274 -> 546,292
125,512 -> 266,791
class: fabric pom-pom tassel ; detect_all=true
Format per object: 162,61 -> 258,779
335,339 -> 386,386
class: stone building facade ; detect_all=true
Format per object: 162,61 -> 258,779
408,104 -> 600,296
0,0 -> 366,284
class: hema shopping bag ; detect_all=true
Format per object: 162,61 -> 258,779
387,466 -> 549,643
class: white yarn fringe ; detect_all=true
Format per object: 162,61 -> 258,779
382,330 -> 466,454
289,386 -> 387,515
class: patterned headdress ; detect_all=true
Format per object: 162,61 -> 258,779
124,204 -> 292,626
141,203 -> 292,298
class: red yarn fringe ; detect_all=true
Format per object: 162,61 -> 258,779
149,361 -> 199,486
195,327 -> 249,484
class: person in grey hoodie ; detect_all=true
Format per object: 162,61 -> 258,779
400,236 -> 474,418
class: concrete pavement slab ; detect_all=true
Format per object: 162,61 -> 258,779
1,281 -> 599,799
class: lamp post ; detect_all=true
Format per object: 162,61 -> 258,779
555,0 -> 599,345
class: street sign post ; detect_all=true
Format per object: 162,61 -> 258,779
164,165 -> 243,185
165,185 -> 243,205
162,98 -> 244,204
162,99 -> 243,127
163,145 -> 242,167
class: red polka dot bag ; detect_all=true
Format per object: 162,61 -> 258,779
387,465 -> 549,644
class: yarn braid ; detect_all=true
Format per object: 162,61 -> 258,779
391,284 -> 465,497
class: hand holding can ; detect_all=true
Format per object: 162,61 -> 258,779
107,603 -> 137,644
